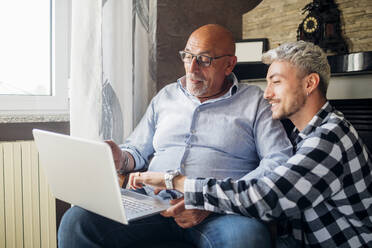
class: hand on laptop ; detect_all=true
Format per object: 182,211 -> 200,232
129,172 -> 208,228
105,140 -> 128,172
105,140 -> 135,187
161,197 -> 210,228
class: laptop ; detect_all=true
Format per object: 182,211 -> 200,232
32,129 -> 170,225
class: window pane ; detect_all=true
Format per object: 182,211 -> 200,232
0,0 -> 51,96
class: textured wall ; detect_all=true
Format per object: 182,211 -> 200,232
242,0 -> 372,52
155,0 -> 262,91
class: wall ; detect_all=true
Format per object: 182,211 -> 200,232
242,0 -> 372,52
249,74 -> 372,100
154,0 -> 372,92
155,0 -> 262,91
241,0 -> 372,100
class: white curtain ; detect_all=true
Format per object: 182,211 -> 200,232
70,0 -> 155,143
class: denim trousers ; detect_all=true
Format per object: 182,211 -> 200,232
58,205 -> 274,248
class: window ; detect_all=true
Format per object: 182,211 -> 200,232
0,0 -> 70,113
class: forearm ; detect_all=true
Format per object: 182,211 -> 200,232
174,175 -> 274,217
183,177 -> 277,218
183,143 -> 343,219
119,100 -> 156,171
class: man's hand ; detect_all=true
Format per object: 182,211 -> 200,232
105,140 -> 134,187
129,171 -> 186,193
105,140 -> 134,174
129,172 -> 209,228
105,140 -> 125,172
128,171 -> 166,190
162,197 -> 210,228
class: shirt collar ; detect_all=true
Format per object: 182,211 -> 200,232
177,73 -> 239,102
292,101 -> 333,142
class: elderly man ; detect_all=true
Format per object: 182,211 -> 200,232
58,24 -> 292,248
132,41 -> 372,248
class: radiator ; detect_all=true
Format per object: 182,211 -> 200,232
0,141 -> 57,248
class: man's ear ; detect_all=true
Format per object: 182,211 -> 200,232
305,73 -> 320,95
225,56 -> 237,76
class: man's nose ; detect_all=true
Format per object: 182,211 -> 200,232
263,84 -> 273,99
189,57 -> 200,72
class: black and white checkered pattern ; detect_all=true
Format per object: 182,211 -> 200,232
184,102 -> 372,247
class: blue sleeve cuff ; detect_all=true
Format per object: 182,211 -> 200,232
120,146 -> 146,171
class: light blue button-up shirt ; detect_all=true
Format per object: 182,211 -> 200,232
121,73 -> 292,182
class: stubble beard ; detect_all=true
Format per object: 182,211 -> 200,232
186,73 -> 208,97
187,82 -> 208,97
283,89 -> 307,119
274,87 -> 307,120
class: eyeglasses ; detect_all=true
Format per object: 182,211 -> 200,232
179,51 -> 233,67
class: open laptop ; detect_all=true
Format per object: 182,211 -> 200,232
32,129 -> 170,225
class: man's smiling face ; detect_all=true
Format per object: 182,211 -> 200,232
264,60 -> 308,120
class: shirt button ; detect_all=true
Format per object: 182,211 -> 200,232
181,163 -> 185,168
187,144 -> 192,148
191,130 -> 196,134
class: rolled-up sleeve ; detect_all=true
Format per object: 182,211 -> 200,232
120,100 -> 156,171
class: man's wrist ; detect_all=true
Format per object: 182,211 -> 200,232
164,170 -> 181,189
118,151 -> 131,174
174,175 -> 186,193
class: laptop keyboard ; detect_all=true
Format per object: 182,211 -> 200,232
122,196 -> 156,213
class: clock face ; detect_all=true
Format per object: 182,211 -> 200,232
303,16 -> 319,34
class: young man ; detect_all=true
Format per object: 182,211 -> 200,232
132,41 -> 372,248
58,24 -> 292,248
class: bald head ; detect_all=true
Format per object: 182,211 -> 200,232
182,24 -> 237,102
185,24 -> 235,56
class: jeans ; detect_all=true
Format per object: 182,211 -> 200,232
58,206 -> 273,248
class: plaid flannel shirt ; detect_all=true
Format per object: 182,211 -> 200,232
184,102 -> 372,247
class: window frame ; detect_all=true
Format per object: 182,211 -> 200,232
0,0 -> 70,114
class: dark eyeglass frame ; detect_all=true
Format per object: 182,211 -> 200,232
179,51 -> 233,67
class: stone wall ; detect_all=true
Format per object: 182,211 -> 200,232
155,0 -> 261,90
242,0 -> 372,53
